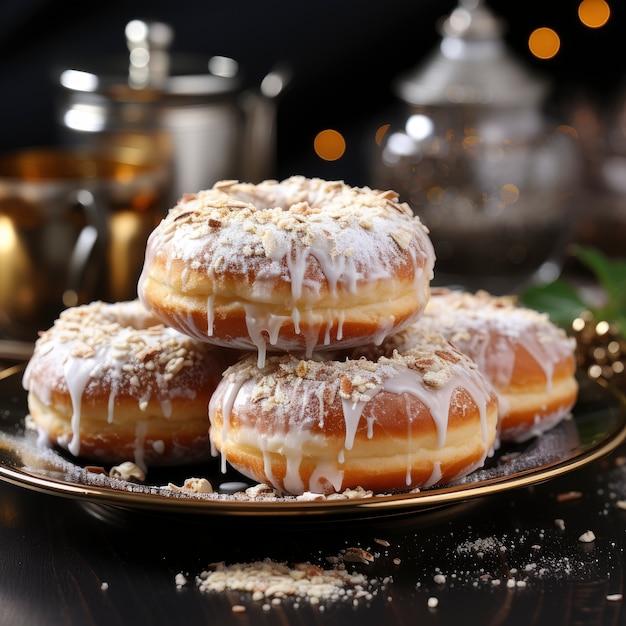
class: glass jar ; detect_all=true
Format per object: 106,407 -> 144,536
372,0 -> 582,295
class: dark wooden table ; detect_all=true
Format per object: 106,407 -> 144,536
2,354 -> 626,626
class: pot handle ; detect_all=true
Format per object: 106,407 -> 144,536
63,189 -> 108,307
240,63 -> 292,183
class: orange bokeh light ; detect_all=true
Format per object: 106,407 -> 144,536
578,0 -> 611,28
314,129 -> 346,161
375,124 -> 391,146
528,27 -> 561,60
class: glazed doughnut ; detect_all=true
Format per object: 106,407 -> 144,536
138,176 -> 435,367
208,329 -> 499,495
389,288 -> 579,442
22,300 -> 233,469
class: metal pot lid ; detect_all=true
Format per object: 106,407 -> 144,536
57,20 -> 242,103
394,0 -> 548,107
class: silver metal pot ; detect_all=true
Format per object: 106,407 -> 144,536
55,20 -> 289,205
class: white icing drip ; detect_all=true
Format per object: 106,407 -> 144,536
372,316 -> 396,346
303,325 -> 320,359
336,311 -> 344,342
285,239 -> 354,300
340,387 -> 380,451
291,306 -> 301,334
322,314 -> 333,345
213,345 -> 495,494
210,374 -> 247,474
308,461 -> 345,493
423,461 -> 442,488
138,176 -> 437,365
242,312 -> 267,363
134,420 -> 148,472
63,354 -> 98,456
263,448 -> 281,492
243,304 -> 291,368
383,369 -> 452,449
266,314 -> 288,348
23,300 -> 219,466
282,450 -> 305,495
422,289 -> 576,395
206,294 -> 215,337
107,386 -> 116,424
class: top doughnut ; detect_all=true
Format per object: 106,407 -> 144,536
138,176 -> 435,365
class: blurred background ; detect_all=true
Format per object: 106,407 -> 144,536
0,0 -> 625,343
0,0 -> 622,184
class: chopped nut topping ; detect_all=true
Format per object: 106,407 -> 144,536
556,491 -> 583,502
109,461 -> 146,482
148,176 -> 432,286
343,548 -> 374,564
232,327 -> 476,414
168,477 -> 214,494
578,530 -> 596,543
30,300 -> 214,402
196,557 -> 375,604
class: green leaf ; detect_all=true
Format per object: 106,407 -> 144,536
570,246 -> 626,331
573,245 -> 626,307
520,245 -> 626,335
519,279 -> 589,329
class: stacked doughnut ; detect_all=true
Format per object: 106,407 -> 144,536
209,331 -> 499,495
138,177 -> 436,366
23,175 -> 578,496
22,300 -> 235,469
365,288 -> 579,443
419,288 -> 579,442
137,176 -> 501,495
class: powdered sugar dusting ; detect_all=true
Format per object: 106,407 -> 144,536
209,327 -> 497,495
419,288 -> 576,392
21,300 -> 227,466
138,176 -> 436,363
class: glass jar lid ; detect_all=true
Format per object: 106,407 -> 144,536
394,0 -> 548,107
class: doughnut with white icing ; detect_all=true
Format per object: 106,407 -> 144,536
208,329 -> 499,495
22,300 -> 234,469
392,288 -> 579,442
138,176 -> 435,367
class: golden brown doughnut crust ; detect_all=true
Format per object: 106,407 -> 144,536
401,288 -> 579,442
138,176 -> 435,366
22,300 -> 233,468
209,329 -> 499,495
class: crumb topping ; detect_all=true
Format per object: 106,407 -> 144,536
223,329 -> 473,409
195,557 -> 377,604
140,175 -> 436,364
149,175 -> 433,272
25,300 -> 215,400
414,288 -> 578,430
424,288 -> 573,344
